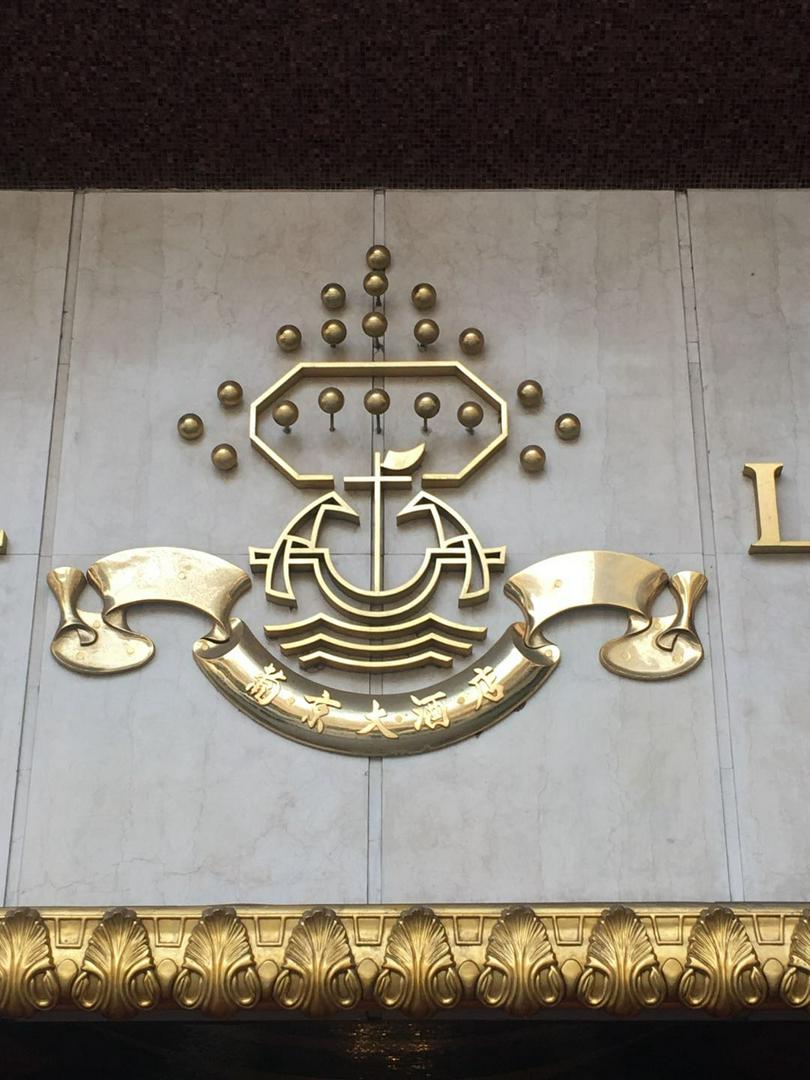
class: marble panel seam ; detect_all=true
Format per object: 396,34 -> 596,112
3,193 -> 83,904
676,190 -> 744,901
39,193 -> 83,558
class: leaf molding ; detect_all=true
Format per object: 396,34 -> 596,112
173,906 -> 261,1017
273,907 -> 361,1016
374,906 -> 462,1017
678,905 -> 767,1016
476,905 -> 564,1015
0,908 -> 59,1018
71,908 -> 159,1019
780,909 -> 810,1008
577,906 -> 665,1016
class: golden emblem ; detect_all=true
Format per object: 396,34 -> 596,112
46,246 -> 709,756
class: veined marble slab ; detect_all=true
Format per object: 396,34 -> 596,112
691,190 -> 810,899
380,190 -> 701,555
0,191 -> 72,554
51,191 -> 377,558
375,192 -> 725,900
11,552 -> 371,906
10,193 -> 381,904
379,550 -> 728,902
0,557 -> 39,896
0,192 -> 72,895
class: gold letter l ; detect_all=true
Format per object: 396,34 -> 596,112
743,463 -> 810,554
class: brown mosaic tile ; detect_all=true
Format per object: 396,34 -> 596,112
1,1 -> 808,189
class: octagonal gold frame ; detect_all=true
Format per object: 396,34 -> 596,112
250,360 -> 509,489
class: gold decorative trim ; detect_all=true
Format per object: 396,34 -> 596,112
173,906 -> 261,1018
577,905 -> 665,1016
273,907 -> 361,1017
373,906 -> 462,1017
71,907 -> 160,1019
2,904 -> 810,1019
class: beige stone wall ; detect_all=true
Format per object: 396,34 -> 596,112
1,190 -> 807,906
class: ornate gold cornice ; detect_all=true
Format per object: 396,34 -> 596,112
2,904 -> 810,1019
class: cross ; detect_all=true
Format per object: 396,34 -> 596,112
344,451 -> 413,594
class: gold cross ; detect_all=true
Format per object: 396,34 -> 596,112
344,451 -> 414,594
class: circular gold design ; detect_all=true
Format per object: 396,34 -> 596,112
459,327 -> 485,356
320,282 -> 346,310
210,443 -> 238,471
276,324 -> 302,352
216,380 -> 243,408
366,244 -> 391,270
457,400 -> 484,430
519,444 -> 546,473
414,392 -> 440,420
414,318 -> 440,346
177,413 -> 204,441
321,319 -> 347,346
318,386 -> 345,415
362,311 -> 388,339
272,400 -> 299,431
411,282 -> 437,311
363,271 -> 389,298
363,388 -> 391,416
517,379 -> 543,407
555,413 -> 581,441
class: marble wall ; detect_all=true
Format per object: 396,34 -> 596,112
1,189 -> 808,906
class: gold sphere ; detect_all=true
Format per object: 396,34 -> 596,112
272,400 -> 299,430
216,380 -> 243,408
321,282 -> 346,310
519,445 -> 546,473
457,401 -> 484,431
411,283 -> 436,311
211,443 -> 238,471
414,318 -> 440,346
177,413 -> 204,440
363,271 -> 389,298
555,413 -> 581,441
276,324 -> 302,352
517,379 -> 544,408
362,310 -> 388,339
414,392 -> 440,420
366,244 -> 391,270
364,388 -> 391,416
318,386 -> 345,415
459,327 -> 485,356
321,319 -> 347,346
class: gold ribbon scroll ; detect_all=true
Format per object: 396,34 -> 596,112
48,548 -> 707,757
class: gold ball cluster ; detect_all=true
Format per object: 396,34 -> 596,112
519,445 -> 546,473
366,245 -> 391,270
217,380 -> 243,408
210,443 -> 238,471
177,413 -> 204,441
555,413 -> 581,441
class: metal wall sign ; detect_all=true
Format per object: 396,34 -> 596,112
45,246 -> 708,756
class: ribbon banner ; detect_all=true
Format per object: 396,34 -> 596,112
48,548 -> 707,757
